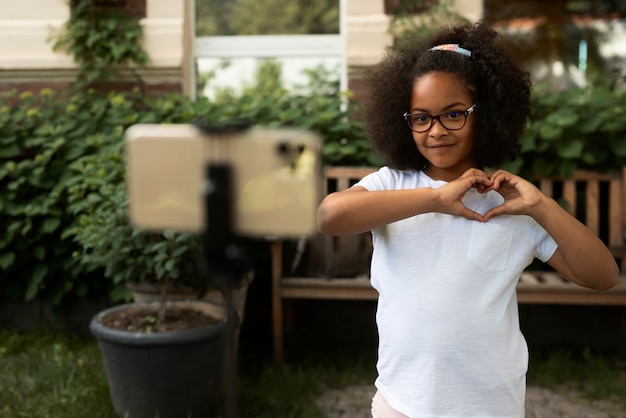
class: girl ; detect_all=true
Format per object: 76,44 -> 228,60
317,22 -> 619,417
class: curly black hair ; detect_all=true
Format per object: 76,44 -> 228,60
359,21 -> 531,171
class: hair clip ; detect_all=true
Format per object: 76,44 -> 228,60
429,44 -> 472,57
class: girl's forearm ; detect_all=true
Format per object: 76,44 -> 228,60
531,197 -> 619,290
317,188 -> 440,236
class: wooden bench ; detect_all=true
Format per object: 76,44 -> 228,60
271,166 -> 626,362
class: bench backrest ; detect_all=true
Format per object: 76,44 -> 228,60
323,166 -> 378,194
323,166 -> 626,271
536,169 -> 626,270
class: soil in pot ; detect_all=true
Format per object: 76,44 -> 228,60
126,282 -> 249,347
100,304 -> 220,333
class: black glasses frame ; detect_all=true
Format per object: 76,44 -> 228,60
402,104 -> 476,133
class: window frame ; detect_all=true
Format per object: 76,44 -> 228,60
192,0 -> 346,99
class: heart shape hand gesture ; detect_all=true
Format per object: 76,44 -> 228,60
437,168 -> 544,222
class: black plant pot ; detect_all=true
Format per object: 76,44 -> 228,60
90,301 -> 228,418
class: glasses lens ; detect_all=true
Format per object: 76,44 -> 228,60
440,111 -> 466,130
406,111 -> 467,132
408,114 -> 432,132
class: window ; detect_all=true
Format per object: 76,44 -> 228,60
194,0 -> 344,99
484,0 -> 626,89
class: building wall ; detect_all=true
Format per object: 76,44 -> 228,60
0,0 -> 185,95
0,0 -> 72,92
0,0 -> 482,96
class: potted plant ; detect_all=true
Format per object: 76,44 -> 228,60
66,130 -> 248,417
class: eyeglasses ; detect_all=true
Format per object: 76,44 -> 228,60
402,104 -> 476,133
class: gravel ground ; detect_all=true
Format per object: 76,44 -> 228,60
316,384 -> 626,417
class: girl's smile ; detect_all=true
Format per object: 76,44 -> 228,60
427,142 -> 457,151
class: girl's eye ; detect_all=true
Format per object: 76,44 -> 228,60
446,111 -> 462,120
413,115 -> 431,124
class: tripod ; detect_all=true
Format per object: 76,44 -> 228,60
203,163 -> 253,418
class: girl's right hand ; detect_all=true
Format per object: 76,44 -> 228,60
436,169 -> 493,222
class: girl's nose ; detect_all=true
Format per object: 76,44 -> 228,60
428,119 -> 448,137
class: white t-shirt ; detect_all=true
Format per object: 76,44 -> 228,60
356,167 -> 558,418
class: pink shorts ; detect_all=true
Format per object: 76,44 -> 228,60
371,391 -> 409,418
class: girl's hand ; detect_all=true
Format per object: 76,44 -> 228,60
437,168 -> 493,222
483,170 -> 544,221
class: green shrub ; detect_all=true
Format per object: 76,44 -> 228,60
0,89 -> 124,305
503,85 -> 626,178
0,74 -> 374,305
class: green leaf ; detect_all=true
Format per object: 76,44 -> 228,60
538,124 -> 562,141
25,264 -> 48,301
520,131 -> 536,152
601,120 -> 626,133
42,218 -> 62,234
500,158 -> 523,174
579,117 -> 604,134
0,144 -> 21,158
110,284 -> 133,302
610,139 -> 626,157
49,281 -> 71,305
0,252 -> 15,269
556,139 -> 584,159
532,158 -> 558,178
33,246 -> 46,260
582,149 -> 607,165
547,111 -> 578,128
558,159 -> 576,177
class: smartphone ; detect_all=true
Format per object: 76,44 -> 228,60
125,123 -> 323,239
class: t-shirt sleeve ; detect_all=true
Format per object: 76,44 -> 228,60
534,227 -> 558,263
355,166 -> 392,191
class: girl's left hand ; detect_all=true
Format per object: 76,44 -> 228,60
483,170 -> 545,222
